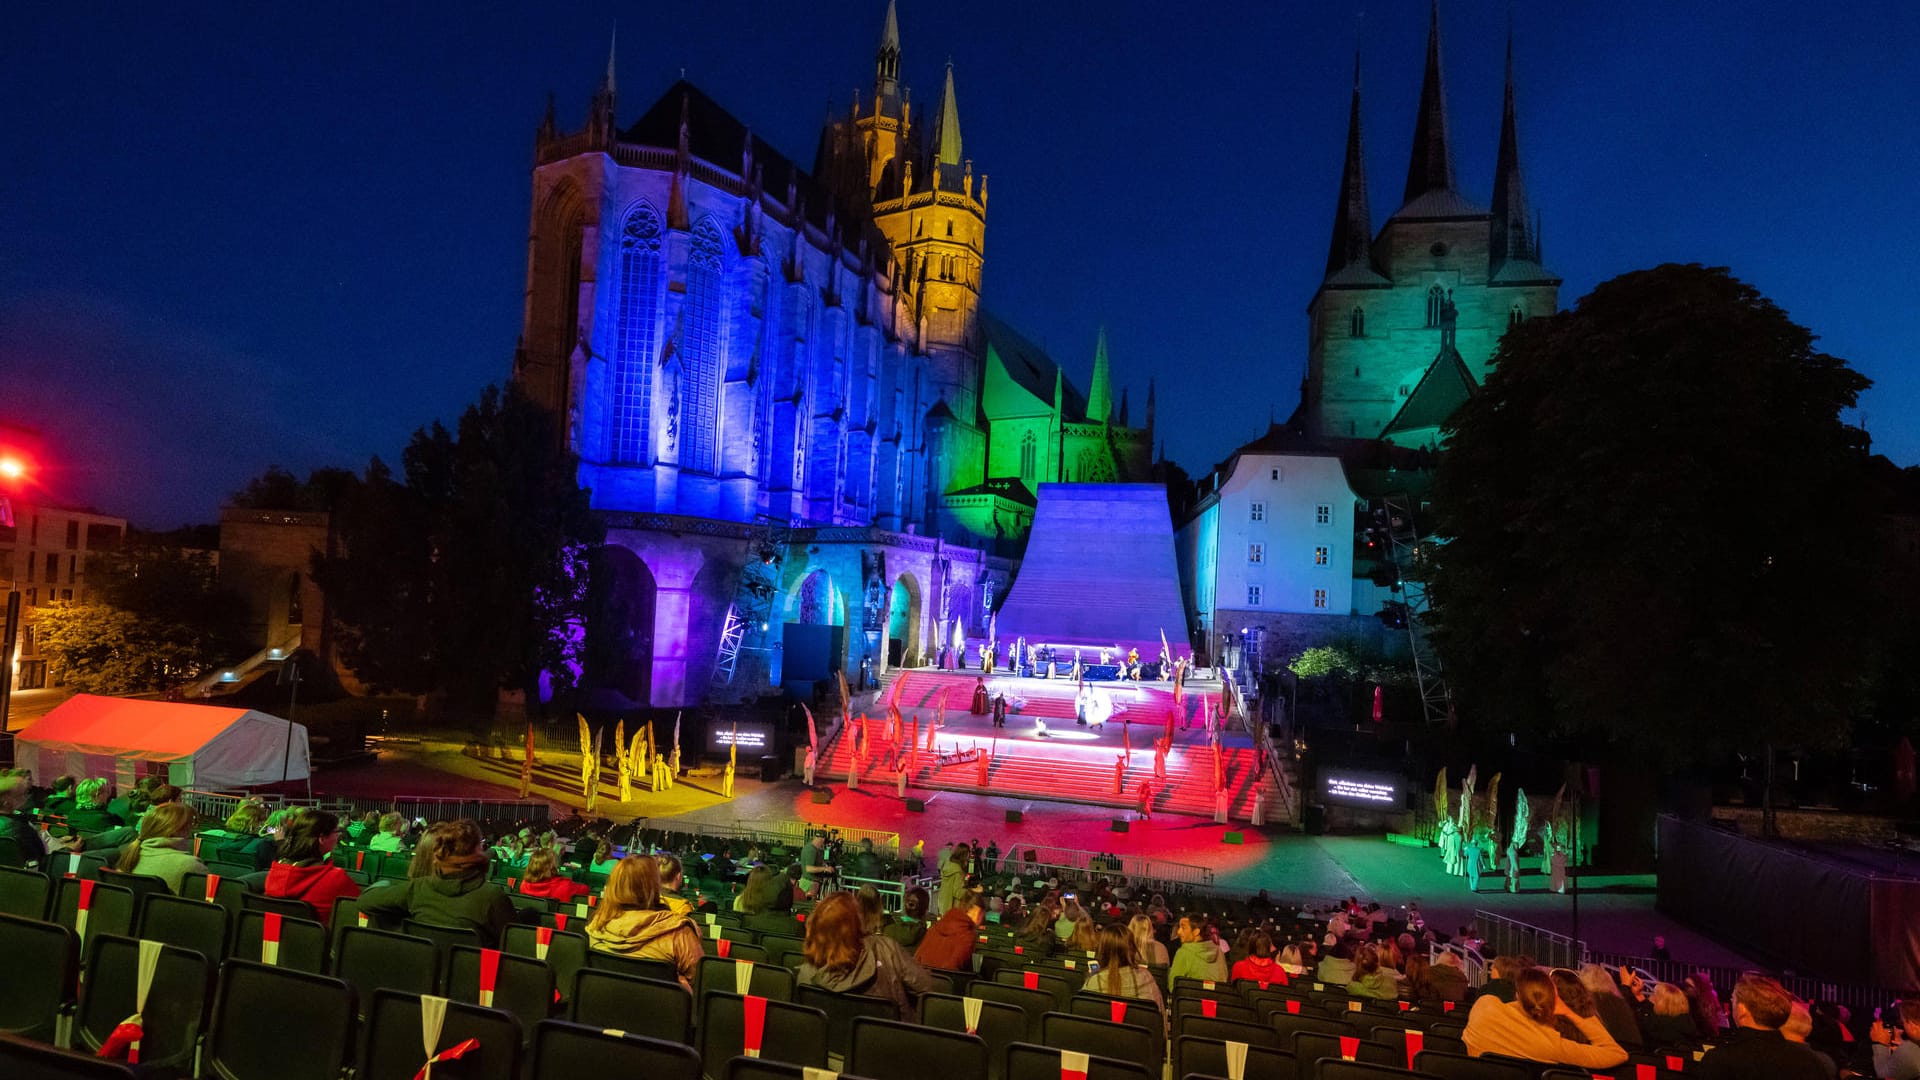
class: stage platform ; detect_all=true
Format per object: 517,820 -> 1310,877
820,667 -> 1285,820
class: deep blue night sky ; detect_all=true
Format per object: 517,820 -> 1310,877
3,1 -> 1914,527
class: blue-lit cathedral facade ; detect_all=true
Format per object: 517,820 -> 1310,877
513,3 -> 1152,706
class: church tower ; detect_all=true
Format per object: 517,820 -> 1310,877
1302,3 -> 1559,447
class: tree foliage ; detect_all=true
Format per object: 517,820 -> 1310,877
34,547 -> 248,693
1427,264 -> 1877,763
311,384 -> 603,714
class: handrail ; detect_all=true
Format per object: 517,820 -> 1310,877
187,628 -> 303,698
1474,909 -> 1585,970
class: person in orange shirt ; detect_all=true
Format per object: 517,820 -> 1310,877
1463,967 -> 1627,1070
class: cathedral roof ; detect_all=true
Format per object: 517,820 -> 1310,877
981,310 -> 1088,420
1489,257 -> 1560,286
1382,343 -> 1478,440
623,80 -> 874,251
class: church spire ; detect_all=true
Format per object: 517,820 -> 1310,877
929,61 -> 963,167
1118,386 -> 1130,427
874,1 -> 902,116
1490,29 -> 1539,266
1146,376 -> 1156,435
588,23 -> 618,145
1087,326 -> 1112,424
1324,50 -> 1375,278
1401,0 -> 1457,206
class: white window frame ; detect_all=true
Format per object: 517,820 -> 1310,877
1248,543 -> 1264,565
1250,501 -> 1265,522
1312,588 -> 1328,610
1315,503 -> 1332,526
1314,546 -> 1330,567
1247,585 -> 1262,606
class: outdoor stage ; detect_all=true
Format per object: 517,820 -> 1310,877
818,667 -> 1287,820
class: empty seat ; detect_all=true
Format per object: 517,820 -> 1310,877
532,1019 -> 701,1080
722,1058 -> 862,1080
242,892 -> 320,921
794,984 -> 901,1062
73,935 -> 212,1073
1172,1034 -> 1299,1080
0,1031 -> 140,1080
51,877 -> 135,944
1003,1041 -> 1155,1080
1040,1011 -> 1158,1067
760,934 -> 806,970
0,912 -> 77,1043
848,1016 -> 990,1080
447,946 -> 555,1033
205,959 -> 356,1080
923,993 -> 1030,1080
505,925 -> 589,1003
994,968 -> 1075,1012
1176,996 -> 1260,1024
360,989 -> 522,1080
700,991 -> 831,1075
138,893 -> 231,961
235,909 -> 329,972
1291,1031 -> 1401,1070
0,866 -> 51,920
697,956 -> 796,1004
702,937 -> 771,963
1317,1062 -> 1442,1080
1269,1012 -> 1354,1043
583,946 -> 681,985
334,926 -> 441,1008
964,981 -> 1056,1040
567,968 -> 692,1045
96,869 -> 170,915
407,918 -> 485,965
1414,1050 -> 1532,1080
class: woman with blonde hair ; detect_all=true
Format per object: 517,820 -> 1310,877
519,846 -> 590,901
1347,943 -> 1400,1000
1638,981 -> 1700,1047
1128,913 -> 1169,966
585,855 -> 704,989
368,811 -> 407,853
796,891 -> 940,1021
115,803 -> 205,893
1087,923 -> 1164,1007
1069,912 -> 1100,955
1464,967 -> 1626,1068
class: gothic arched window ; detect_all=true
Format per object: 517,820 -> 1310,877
1509,303 -> 1526,328
613,202 -> 664,464
1350,306 -> 1365,338
1426,285 -> 1444,328
682,218 -> 725,473
1019,430 -> 1037,484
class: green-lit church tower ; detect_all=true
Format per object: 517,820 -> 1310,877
1303,5 -> 1560,447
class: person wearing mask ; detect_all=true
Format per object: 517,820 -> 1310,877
1462,967 -> 1627,1068
1169,915 -> 1230,984
256,808 -> 360,926
368,812 -> 408,854
797,891 -> 940,1022
1693,975 -> 1829,1080
114,803 -> 205,894
937,843 -> 971,916
358,819 -> 514,945
518,847 -> 591,901
0,775 -> 47,869
1086,924 -> 1164,1008
584,855 -> 705,990
916,886 -> 983,971
1130,914 -> 1170,967
1348,943 -> 1400,1000
1638,981 -> 1702,1048
1577,964 -> 1644,1049
883,887 -> 931,951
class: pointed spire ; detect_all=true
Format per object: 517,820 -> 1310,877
1490,28 -> 1538,266
1146,376 -> 1156,434
875,0 -> 903,116
1051,367 -> 1063,425
605,22 -> 618,97
930,61 -> 963,167
1402,0 -> 1457,205
1324,49 -> 1376,278
667,93 -> 691,231
1118,386 -> 1130,427
588,23 -> 618,145
1087,327 -> 1112,424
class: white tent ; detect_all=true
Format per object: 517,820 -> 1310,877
15,693 -> 310,790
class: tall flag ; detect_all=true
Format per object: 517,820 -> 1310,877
518,723 -> 535,798
670,711 -> 682,774
803,704 -> 819,750
729,722 -> 739,767
576,715 -> 594,801
839,670 -> 854,726
588,724 -> 605,812
1434,767 -> 1448,827
615,719 -> 631,803
628,728 -> 645,786
1159,628 -> 1173,671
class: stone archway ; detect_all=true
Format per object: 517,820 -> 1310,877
588,545 -> 656,707
886,572 -> 924,669
789,568 -> 846,626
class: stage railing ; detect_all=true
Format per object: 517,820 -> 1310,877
1429,940 -> 1488,987
635,815 -> 901,859
841,873 -> 907,912
988,844 -> 1214,888
1474,909 -> 1585,970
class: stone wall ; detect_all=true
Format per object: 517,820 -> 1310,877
1710,806 -> 1902,845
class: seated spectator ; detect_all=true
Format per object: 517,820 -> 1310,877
368,812 -> 408,854
358,819 -> 514,945
734,865 -> 804,937
1425,950 -> 1471,1003
856,885 -> 892,935
115,803 -> 205,894
1784,1002 -> 1838,1080
1348,943 -> 1400,1000
346,811 -> 381,842
1230,930 -> 1287,985
584,854 -> 704,990
1316,937 -> 1358,986
518,847 -> 590,902
1684,972 -> 1727,1038
1085,923 -> 1165,1009
64,779 -> 124,836
797,891 -> 939,1022
656,853 -> 694,915
257,808 -> 360,926
882,887 -> 931,951
1463,967 -> 1627,1068
1638,981 -> 1702,1047
1131,914 -> 1170,967
1068,912 -> 1099,955
1014,904 -> 1058,956
1054,896 -> 1085,941
0,774 -> 47,869
1478,954 -> 1530,1003
1692,974 -> 1828,1080
916,886 -> 982,971
41,775 -> 78,817
205,801 -> 274,869
1169,915 -> 1230,984
1578,964 -> 1644,1049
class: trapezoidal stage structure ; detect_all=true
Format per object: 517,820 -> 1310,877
993,483 -> 1190,655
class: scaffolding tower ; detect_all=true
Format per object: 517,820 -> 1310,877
709,518 -> 789,703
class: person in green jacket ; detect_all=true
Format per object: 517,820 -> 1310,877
1347,943 -> 1401,1000
1168,914 -> 1230,985
358,819 -> 515,946
936,843 -> 972,915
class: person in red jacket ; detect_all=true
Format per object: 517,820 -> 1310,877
519,847 -> 592,902
1230,929 -> 1289,985
915,885 -> 983,971
259,808 -> 361,927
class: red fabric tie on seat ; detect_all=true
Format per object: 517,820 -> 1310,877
553,912 -> 568,932
1666,1055 -> 1684,1072
204,874 -> 221,904
478,949 -> 501,1007
262,912 -> 283,965
1441,1000 -> 1455,1012
414,1037 -> 480,1080
717,937 -> 732,959
534,927 -> 553,960
1402,1030 -> 1423,1068
1058,1049 -> 1090,1080
1022,971 -> 1039,990
1109,1001 -> 1127,1024
1285,1000 -> 1301,1014
742,995 -> 767,1058
1339,1036 -> 1359,1060
1201,999 -> 1217,1018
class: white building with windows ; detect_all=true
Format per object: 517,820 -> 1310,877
1175,424 -> 1365,663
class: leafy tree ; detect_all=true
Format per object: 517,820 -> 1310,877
34,547 -> 249,692
1288,645 -> 1360,680
1427,264 -> 1876,764
313,384 -> 602,715
230,465 -> 358,511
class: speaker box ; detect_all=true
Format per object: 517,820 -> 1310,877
1110,819 -> 1130,833
1223,831 -> 1245,845
1304,803 -> 1327,835
906,797 -> 927,813
1005,810 -> 1023,824
810,788 -> 834,804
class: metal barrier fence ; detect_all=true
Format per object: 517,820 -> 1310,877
1429,940 -> 1488,986
987,843 -> 1215,888
1474,909 -> 1585,970
741,818 -> 902,857
182,789 -> 549,829
841,874 -> 908,912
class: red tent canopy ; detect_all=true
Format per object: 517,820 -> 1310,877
15,693 -> 310,789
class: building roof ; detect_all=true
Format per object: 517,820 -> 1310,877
1382,343 -> 1478,440
980,310 -> 1089,419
